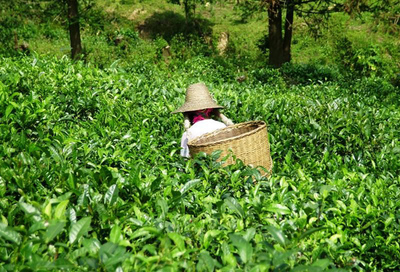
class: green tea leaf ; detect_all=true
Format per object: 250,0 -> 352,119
19,202 -> 40,215
44,220 -> 66,243
168,232 -> 186,251
312,258 -> 333,268
224,197 -> 244,218
266,226 -> 287,247
197,250 -> 215,272
110,225 -> 122,244
157,198 -> 169,219
54,200 -> 69,220
0,223 -> 21,244
180,179 -> 201,195
265,203 -> 291,215
204,230 -> 221,249
104,184 -> 119,206
243,228 -> 256,242
131,227 -> 161,239
69,217 -> 92,244
229,234 -> 253,264
299,227 -> 328,240
5,105 -> 13,118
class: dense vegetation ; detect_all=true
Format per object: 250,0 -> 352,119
1,0 -> 399,271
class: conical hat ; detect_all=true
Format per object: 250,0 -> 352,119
173,83 -> 223,113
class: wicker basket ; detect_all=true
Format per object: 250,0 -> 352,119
188,121 -> 272,175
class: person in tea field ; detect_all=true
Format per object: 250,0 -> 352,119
173,83 -> 234,157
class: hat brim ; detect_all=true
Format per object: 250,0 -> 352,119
172,102 -> 223,114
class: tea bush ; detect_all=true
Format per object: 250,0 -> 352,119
0,55 -> 399,271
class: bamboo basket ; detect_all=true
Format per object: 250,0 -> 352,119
188,121 -> 272,176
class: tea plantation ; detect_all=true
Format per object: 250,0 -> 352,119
0,53 -> 399,271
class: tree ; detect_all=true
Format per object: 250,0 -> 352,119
266,0 -> 294,67
168,0 -> 204,23
264,0 -> 338,68
241,0 -> 384,68
66,0 -> 82,60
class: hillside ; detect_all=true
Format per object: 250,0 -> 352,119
1,0 -> 400,271
2,0 -> 399,76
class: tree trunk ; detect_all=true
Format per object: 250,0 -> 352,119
282,1 -> 294,63
267,0 -> 283,68
184,0 -> 190,23
66,0 -> 82,60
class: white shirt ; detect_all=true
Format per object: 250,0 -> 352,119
180,119 -> 226,157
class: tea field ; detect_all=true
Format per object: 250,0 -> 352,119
1,55 -> 400,271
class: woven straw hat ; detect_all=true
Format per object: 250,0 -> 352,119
173,83 -> 223,113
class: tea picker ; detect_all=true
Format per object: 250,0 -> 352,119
174,83 -> 272,176
172,83 -> 234,158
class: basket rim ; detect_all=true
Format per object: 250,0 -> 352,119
188,120 -> 267,148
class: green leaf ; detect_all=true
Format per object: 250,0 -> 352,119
180,179 -> 201,195
83,238 -> 101,255
110,225 -> 122,244
104,184 -> 119,206
197,250 -> 215,272
5,105 -> 13,118
204,230 -> 221,249
224,197 -> 244,218
29,221 -> 46,234
99,242 -> 130,267
211,150 -> 222,161
69,217 -> 92,244
49,145 -> 62,163
68,208 -> 77,223
229,234 -> 253,264
19,202 -> 41,222
44,220 -> 66,243
19,202 -> 40,215
1,215 -> 7,225
265,203 -> 291,215
167,232 -> 185,251
131,227 -> 161,239
312,258 -> 333,268
71,247 -> 89,261
266,226 -> 287,247
0,223 -> 21,244
299,227 -> 328,240
157,198 -> 169,219
243,228 -> 256,242
44,202 -> 52,218
54,200 -> 69,220
320,185 -> 334,198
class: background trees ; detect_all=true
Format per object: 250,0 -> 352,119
0,0 -> 398,76
240,0 -> 399,67
66,0 -> 83,60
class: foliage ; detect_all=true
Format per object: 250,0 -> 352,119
0,0 -> 400,270
280,63 -> 341,85
0,55 -> 399,271
167,0 -> 209,22
333,36 -> 399,79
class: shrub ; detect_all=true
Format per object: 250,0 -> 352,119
280,63 -> 341,85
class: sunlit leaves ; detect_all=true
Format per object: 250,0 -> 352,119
54,200 -> 69,220
0,55 -> 399,271
44,220 -> 66,243
266,226 -> 287,248
104,184 -> 119,206
229,234 -> 253,264
0,223 -> 21,244
224,197 -> 244,218
110,225 -> 122,244
69,217 -> 92,244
